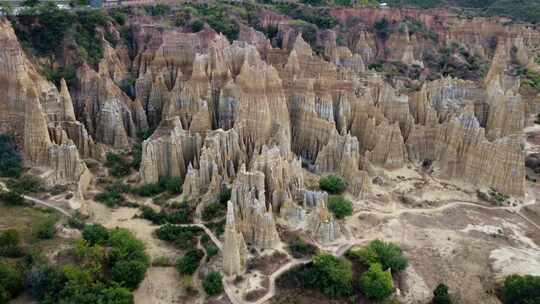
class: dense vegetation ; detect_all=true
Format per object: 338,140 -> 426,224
383,0 -> 540,24
433,283 -> 453,304
0,134 -> 22,178
276,253 -> 353,298
502,274 -> 540,304
202,271 -> 224,296
10,2 -> 119,67
155,224 -> 204,250
347,239 -> 409,273
176,249 -> 204,275
0,223 -> 149,303
327,195 -> 353,219
358,263 -> 394,301
319,175 -> 348,194
139,202 -> 195,225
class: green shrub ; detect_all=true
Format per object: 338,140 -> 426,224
130,182 -> 163,197
144,4 -> 171,16
359,263 -> 394,301
327,195 -> 353,219
219,187 -> 232,204
289,237 -> 318,258
374,18 -> 391,41
82,224 -> 110,246
6,175 -> 43,194
0,262 -> 24,302
0,134 -> 22,178
0,229 -> 22,257
111,260 -> 148,290
191,19 -> 205,32
276,253 -> 353,298
161,177 -> 183,194
176,249 -> 204,275
202,202 -> 227,222
203,272 -> 223,296
347,239 -> 408,273
0,190 -> 24,206
433,283 -> 453,304
42,65 -> 78,89
205,244 -> 219,259
105,152 -> 131,178
94,189 -> 127,208
502,274 -> 540,304
312,253 -> 353,298
36,216 -> 57,239
319,175 -> 348,194
25,264 -> 67,301
156,224 -> 202,250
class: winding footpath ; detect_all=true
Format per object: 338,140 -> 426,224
20,192 -> 539,304
22,195 -> 72,218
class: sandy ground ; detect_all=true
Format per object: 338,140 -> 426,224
133,267 -> 187,304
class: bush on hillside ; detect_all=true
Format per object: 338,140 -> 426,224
319,175 -> 348,194
0,190 -> 24,206
502,274 -> 540,304
0,134 -> 22,178
203,272 -> 223,296
105,152 -> 131,178
82,224 -> 110,246
201,202 -> 227,222
347,239 -> 408,273
176,249 -> 204,275
36,216 -> 57,239
433,283 -> 453,304
327,195 -> 353,219
359,263 -> 394,301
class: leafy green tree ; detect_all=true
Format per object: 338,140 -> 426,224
191,19 -> 205,32
0,2 -> 13,16
161,177 -> 183,194
433,283 -> 452,304
176,249 -> 204,275
0,135 -> 22,178
82,224 -> 110,246
503,274 -> 540,304
36,216 -> 57,239
0,229 -> 20,248
319,175 -> 348,194
0,229 -> 22,257
0,190 -> 24,205
203,272 -> 223,296
105,153 -> 131,178
6,175 -> 43,194
348,239 -> 408,273
312,253 -> 353,298
26,264 -> 67,300
0,262 -> 24,302
111,260 -> 148,289
219,187 -> 232,204
202,202 -> 227,222
327,195 -> 353,219
359,263 -> 394,301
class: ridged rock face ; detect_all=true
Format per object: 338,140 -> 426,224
253,146 -> 304,211
218,56 -> 290,157
306,192 -> 342,244
182,128 -> 246,202
75,64 -> 148,148
139,117 -> 201,184
367,121 -> 408,169
0,19 -> 91,188
230,166 -> 279,249
407,109 -> 525,196
223,201 -> 248,276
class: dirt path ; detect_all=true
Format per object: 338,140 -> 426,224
23,195 -> 72,217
